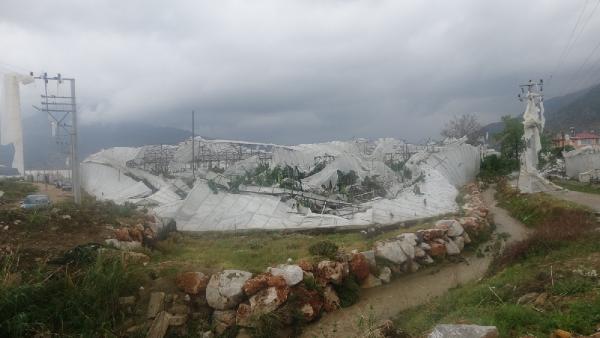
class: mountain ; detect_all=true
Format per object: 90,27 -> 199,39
1,116 -> 191,170
481,82 -> 600,145
545,83 -> 600,134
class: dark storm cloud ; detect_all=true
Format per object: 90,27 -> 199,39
1,0 -> 599,144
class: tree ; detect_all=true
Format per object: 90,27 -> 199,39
494,115 -> 523,170
441,113 -> 482,144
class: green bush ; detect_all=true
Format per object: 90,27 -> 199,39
479,154 -> 515,180
0,179 -> 37,201
249,312 -> 283,338
0,256 -> 145,337
333,276 -> 360,307
308,240 -> 339,259
551,275 -> 596,296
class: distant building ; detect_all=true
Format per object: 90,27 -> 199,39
553,127 -> 600,149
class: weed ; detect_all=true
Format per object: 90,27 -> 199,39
551,275 -> 596,296
308,240 -> 339,259
249,312 -> 283,338
333,276 -> 360,308
303,275 -> 323,294
0,179 -> 37,201
0,255 -> 147,336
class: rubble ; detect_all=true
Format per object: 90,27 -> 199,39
176,272 -> 209,295
206,270 -> 253,310
428,324 -> 499,338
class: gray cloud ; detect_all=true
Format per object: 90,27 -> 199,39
1,0 -> 599,144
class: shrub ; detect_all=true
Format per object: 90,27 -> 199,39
333,276 -> 360,307
479,154 -> 514,181
0,179 -> 37,201
0,256 -> 145,337
308,240 -> 338,259
249,312 -> 283,338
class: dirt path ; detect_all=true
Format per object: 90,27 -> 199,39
300,187 -> 528,338
546,189 -> 600,213
33,182 -> 72,203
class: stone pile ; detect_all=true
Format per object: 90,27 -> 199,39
104,214 -> 160,250
132,183 -> 490,337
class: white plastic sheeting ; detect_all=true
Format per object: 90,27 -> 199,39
81,138 -> 481,232
564,147 -> 600,179
1,73 -> 33,175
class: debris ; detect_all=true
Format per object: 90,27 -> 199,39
268,264 -> 304,286
146,311 -> 171,338
206,270 -> 253,310
428,324 -> 499,338
147,292 -> 165,319
378,266 -> 392,284
176,271 -> 209,295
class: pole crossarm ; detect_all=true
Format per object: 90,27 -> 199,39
31,72 -> 81,204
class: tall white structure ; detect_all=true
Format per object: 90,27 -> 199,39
1,73 -> 33,175
517,80 -> 558,193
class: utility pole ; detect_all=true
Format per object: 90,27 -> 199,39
192,110 -> 195,179
31,72 -> 81,204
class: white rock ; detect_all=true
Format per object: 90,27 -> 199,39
374,240 -> 408,264
206,270 -> 253,310
421,255 -> 435,264
463,232 -> 472,244
445,239 -> 461,255
419,242 -> 431,251
248,286 -> 288,315
428,324 -> 499,338
360,250 -> 377,269
378,266 -> 392,283
414,246 -> 426,258
435,219 -> 465,237
104,238 -> 142,251
397,232 -> 418,246
453,236 -> 465,251
268,264 -> 303,286
398,237 -> 416,259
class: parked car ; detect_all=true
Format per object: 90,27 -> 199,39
20,194 -> 51,209
61,182 -> 73,191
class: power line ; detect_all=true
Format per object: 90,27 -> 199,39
549,0 -> 591,82
563,0 -> 600,63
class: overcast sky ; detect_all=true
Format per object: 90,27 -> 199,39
1,0 -> 600,144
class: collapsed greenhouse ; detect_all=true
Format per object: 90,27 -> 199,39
81,137 -> 480,231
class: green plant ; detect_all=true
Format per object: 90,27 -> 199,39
0,255 -> 146,337
249,312 -> 283,338
308,240 -> 339,259
551,275 -> 596,296
303,275 -> 323,293
333,276 -> 360,308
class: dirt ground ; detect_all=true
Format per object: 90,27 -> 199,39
0,184 -> 112,269
32,182 -> 72,203
300,187 -> 529,338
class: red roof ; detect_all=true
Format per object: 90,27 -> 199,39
572,132 -> 600,139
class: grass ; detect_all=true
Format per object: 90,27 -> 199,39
0,179 -> 37,202
394,235 -> 600,337
495,180 -> 592,228
152,221 -> 437,274
394,180 -> 600,337
552,179 -> 600,195
0,253 -> 148,337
